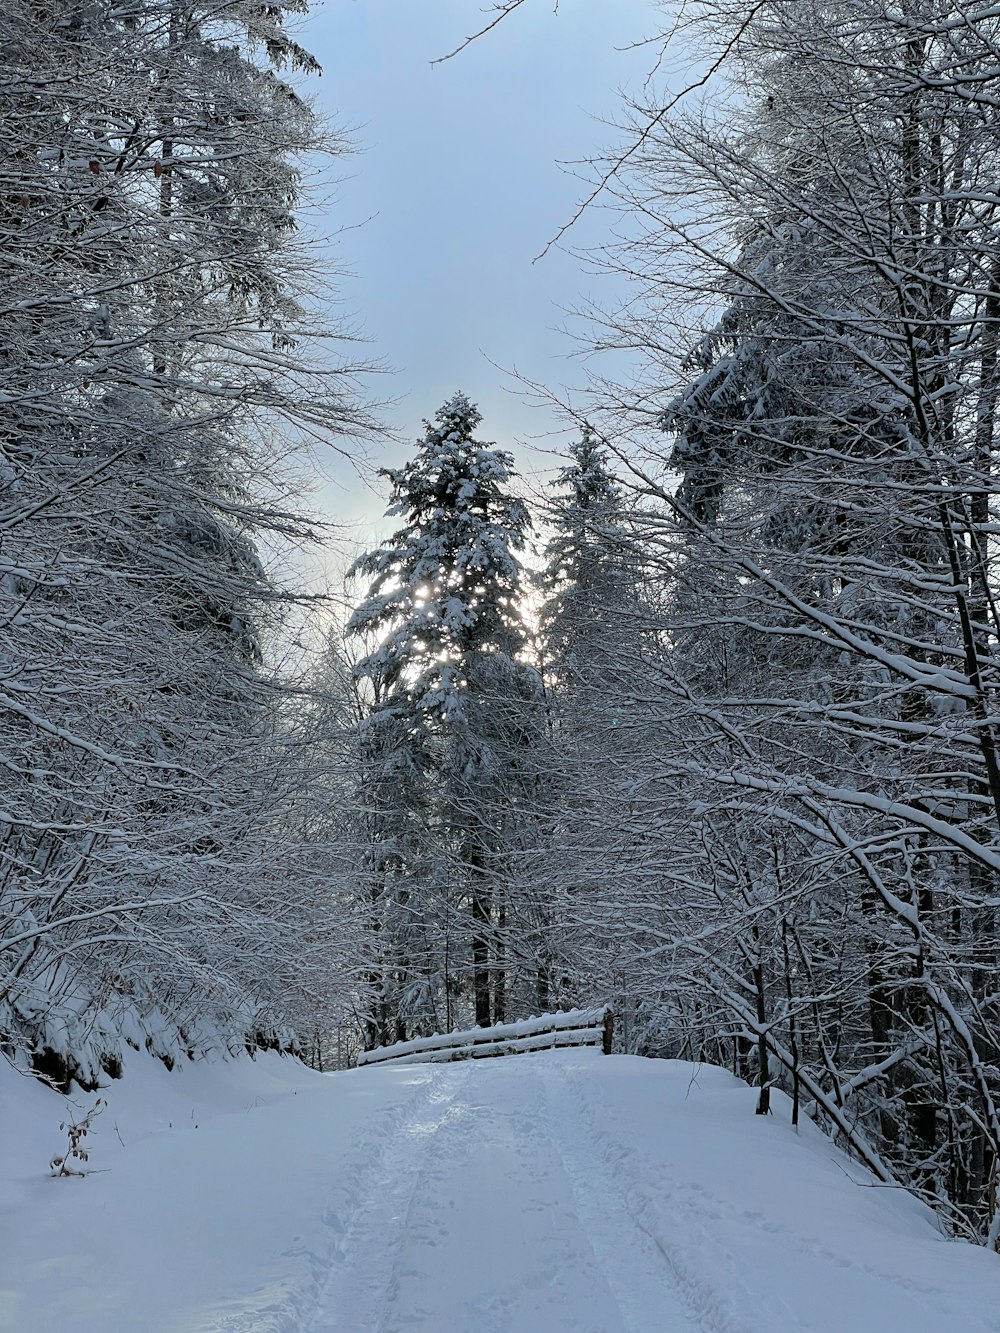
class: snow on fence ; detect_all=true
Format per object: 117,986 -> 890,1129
356,1006 -> 614,1068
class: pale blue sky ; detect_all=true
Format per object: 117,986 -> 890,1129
300,0 -> 657,538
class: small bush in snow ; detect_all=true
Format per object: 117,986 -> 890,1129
50,1099 -> 105,1178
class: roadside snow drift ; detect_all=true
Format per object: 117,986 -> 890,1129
1,1048 -> 997,1332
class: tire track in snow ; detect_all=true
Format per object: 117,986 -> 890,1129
402,1056 -> 639,1333
209,1067 -> 449,1333
308,1063 -> 474,1333
546,1060 -> 820,1333
535,1060 -> 730,1333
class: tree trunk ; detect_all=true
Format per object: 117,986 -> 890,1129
752,926 -> 770,1115
493,901 -> 506,1025
471,882 -> 492,1028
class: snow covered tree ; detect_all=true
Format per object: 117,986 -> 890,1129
561,0 -> 1000,1238
526,430 -> 652,1012
539,429 -> 636,696
0,0 -> 376,1085
349,393 -> 537,1035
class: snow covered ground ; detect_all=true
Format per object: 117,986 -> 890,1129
1,1048 -> 997,1332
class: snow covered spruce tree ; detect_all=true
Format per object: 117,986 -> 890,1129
349,394 -> 539,1040
588,0 -> 1000,1238
0,1 -> 373,1085
529,430 -> 654,1014
539,430 -> 635,698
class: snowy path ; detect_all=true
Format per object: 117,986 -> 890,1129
312,1058 -> 706,1333
3,1048 -> 999,1332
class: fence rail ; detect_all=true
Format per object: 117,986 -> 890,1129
356,1006 -> 614,1068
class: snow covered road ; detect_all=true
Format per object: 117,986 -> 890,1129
312,1059 -> 706,1333
2,1049 -> 998,1331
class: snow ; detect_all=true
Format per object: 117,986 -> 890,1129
1,1048 -> 997,1332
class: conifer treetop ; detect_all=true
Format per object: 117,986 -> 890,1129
349,393 -> 531,724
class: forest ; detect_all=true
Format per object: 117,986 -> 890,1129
5,0 -> 1000,1251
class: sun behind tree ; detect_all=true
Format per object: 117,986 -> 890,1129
349,393 -> 539,1038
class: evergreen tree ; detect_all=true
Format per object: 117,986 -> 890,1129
529,431 -> 634,1009
349,394 -> 536,1035
540,428 -> 633,697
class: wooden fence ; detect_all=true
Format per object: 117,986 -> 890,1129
356,1006 -> 614,1068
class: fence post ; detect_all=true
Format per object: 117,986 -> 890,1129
602,1008 -> 614,1055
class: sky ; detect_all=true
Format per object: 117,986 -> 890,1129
298,0 -> 659,543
